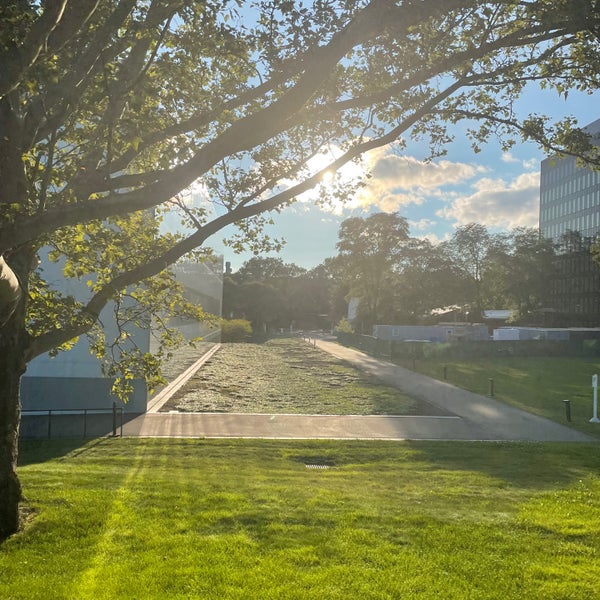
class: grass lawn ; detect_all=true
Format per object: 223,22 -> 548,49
162,338 -> 443,415
2,438 -> 600,599
394,355 -> 600,437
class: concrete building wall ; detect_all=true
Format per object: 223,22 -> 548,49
22,256 -> 223,419
22,254 -> 149,414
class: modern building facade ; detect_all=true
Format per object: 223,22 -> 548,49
539,118 -> 600,324
539,118 -> 600,243
21,256 -> 223,436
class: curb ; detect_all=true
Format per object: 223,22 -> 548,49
147,344 -> 222,413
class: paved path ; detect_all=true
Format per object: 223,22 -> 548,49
123,340 -> 597,442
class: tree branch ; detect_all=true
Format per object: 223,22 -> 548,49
24,73 -> 468,358
0,0 -> 68,99
447,108 -> 600,166
23,0 -> 137,149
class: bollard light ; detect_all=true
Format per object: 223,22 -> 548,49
563,399 -> 572,422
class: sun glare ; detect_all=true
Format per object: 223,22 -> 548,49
321,169 -> 334,183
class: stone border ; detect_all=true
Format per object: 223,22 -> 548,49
146,344 -> 222,413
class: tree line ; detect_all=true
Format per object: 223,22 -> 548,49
224,213 -> 563,335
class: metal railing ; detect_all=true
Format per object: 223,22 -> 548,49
21,402 -> 124,439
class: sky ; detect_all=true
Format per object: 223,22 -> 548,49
182,85 -> 600,272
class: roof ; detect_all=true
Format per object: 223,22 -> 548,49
482,310 -> 513,320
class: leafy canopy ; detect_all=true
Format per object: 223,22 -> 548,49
0,0 -> 598,373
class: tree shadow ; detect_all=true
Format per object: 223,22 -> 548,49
404,440 -> 600,490
17,437 -> 107,466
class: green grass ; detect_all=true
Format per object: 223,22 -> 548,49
395,355 -> 600,437
2,438 -> 600,599
163,338 -> 442,415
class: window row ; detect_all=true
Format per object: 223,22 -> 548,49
540,190 -> 600,219
542,216 -> 600,240
540,178 -> 600,205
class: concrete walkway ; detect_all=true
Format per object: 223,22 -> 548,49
123,340 -> 597,442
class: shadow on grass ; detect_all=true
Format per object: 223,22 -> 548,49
405,440 -> 600,490
17,437 -> 108,466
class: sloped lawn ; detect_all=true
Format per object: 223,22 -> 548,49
396,355 -> 600,437
2,438 -> 600,599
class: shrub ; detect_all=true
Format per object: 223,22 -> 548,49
220,319 -> 253,342
335,317 -> 354,334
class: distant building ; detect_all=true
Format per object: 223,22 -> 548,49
539,118 -> 600,324
373,323 -> 489,342
492,327 -> 570,341
493,327 -> 600,341
21,256 -> 222,435
539,118 -> 600,242
162,258 -> 223,346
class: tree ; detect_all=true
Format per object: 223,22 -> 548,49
224,258 -> 298,331
224,258 -> 331,331
231,281 -> 285,333
482,227 -> 557,319
234,257 -> 306,283
1,0 -> 600,539
394,238 -> 470,321
441,223 -> 509,318
335,212 -> 410,331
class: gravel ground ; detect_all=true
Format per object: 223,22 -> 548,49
159,339 -> 448,415
149,342 -> 216,398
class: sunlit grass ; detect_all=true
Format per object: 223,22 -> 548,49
2,438 -> 600,599
396,356 -> 600,437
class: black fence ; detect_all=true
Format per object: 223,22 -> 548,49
335,332 -> 600,361
20,403 -> 124,439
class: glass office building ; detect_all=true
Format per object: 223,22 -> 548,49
539,118 -> 600,323
539,118 -> 600,242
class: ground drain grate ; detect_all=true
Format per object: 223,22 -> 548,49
305,464 -> 331,470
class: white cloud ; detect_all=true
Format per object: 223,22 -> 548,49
354,149 -> 487,211
409,218 -> 436,231
501,152 -> 539,172
240,143 -> 490,218
523,158 -> 539,170
501,152 -> 520,163
437,172 -> 539,229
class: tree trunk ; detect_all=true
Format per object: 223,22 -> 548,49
0,314 -> 27,541
0,249 -> 32,542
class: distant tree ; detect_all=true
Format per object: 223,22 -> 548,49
483,228 -> 556,319
231,281 -> 284,333
395,238 -> 470,320
317,257 -> 352,326
222,276 -> 243,321
234,257 -> 306,283
335,213 -> 410,331
441,224 -> 509,318
559,229 -> 587,253
224,258 -> 333,331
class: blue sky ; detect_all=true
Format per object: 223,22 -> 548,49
190,85 -> 600,272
